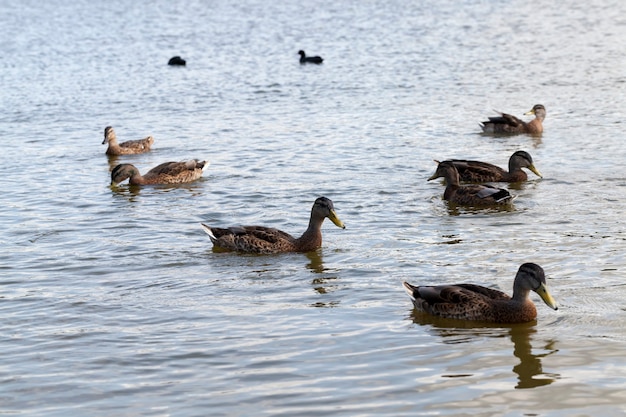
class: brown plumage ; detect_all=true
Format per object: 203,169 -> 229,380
428,161 -> 515,206
403,263 -> 558,323
102,126 -> 154,156
201,197 -> 345,254
110,159 -> 209,186
480,104 -> 546,135
435,151 -> 542,183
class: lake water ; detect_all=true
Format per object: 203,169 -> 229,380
1,0 -> 625,416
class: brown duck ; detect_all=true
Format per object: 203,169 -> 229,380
102,126 -> 154,155
435,151 -> 542,183
201,197 -> 345,254
480,104 -> 546,135
428,161 -> 514,206
111,159 -> 209,186
403,263 -> 558,323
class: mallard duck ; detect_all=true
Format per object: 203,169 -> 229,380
435,151 -> 542,183
168,56 -> 186,66
200,196 -> 345,254
111,159 -> 209,186
480,104 -> 546,135
403,263 -> 558,323
298,50 -> 323,64
102,126 -> 154,156
428,161 -> 514,206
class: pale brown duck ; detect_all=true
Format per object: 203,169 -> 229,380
110,159 -> 209,186
480,104 -> 546,135
102,126 -> 154,156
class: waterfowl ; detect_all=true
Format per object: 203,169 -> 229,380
480,104 -> 546,135
403,263 -> 558,323
102,126 -> 154,156
428,161 -> 515,206
298,50 -> 323,64
111,159 -> 209,186
435,151 -> 542,183
200,197 -> 345,254
168,56 -> 186,66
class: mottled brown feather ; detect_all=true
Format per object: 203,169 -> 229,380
480,105 -> 546,135
436,151 -> 542,183
102,126 -> 154,156
110,160 -> 208,185
201,197 -> 345,254
428,161 -> 514,206
403,263 -> 558,323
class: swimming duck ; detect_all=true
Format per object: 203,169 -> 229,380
480,104 -> 546,135
168,56 -> 186,66
111,159 -> 209,186
403,263 -> 558,323
298,50 -> 323,64
200,196 -> 345,254
428,161 -> 514,206
435,151 -> 542,183
102,126 -> 154,156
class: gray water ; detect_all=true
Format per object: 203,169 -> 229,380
1,0 -> 625,416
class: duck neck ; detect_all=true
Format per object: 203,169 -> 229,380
511,283 -> 531,304
296,215 -> 324,251
443,167 -> 460,199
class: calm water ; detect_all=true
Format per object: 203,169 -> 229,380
1,0 -> 625,416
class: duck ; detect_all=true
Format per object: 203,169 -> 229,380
110,159 -> 209,186
428,161 -> 515,206
435,151 -> 543,183
480,104 -> 546,135
403,263 -> 558,323
102,126 -> 154,156
200,196 -> 345,254
168,56 -> 186,66
298,50 -> 323,64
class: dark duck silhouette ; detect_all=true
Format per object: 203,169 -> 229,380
298,50 -> 323,64
168,56 -> 186,66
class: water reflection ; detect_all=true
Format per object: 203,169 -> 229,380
306,251 -> 340,307
409,310 -> 559,389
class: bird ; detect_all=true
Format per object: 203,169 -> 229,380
403,263 -> 558,323
168,56 -> 186,66
434,151 -> 543,183
298,50 -> 323,64
102,126 -> 154,156
200,197 -> 345,254
428,161 -> 515,206
110,159 -> 209,186
480,104 -> 546,135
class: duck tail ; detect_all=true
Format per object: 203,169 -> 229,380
200,223 -> 217,242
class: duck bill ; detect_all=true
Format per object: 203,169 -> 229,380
524,108 -> 536,115
536,283 -> 558,310
528,164 -> 543,178
427,172 -> 439,181
328,210 -> 346,229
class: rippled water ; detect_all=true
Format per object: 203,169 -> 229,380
2,0 -> 625,415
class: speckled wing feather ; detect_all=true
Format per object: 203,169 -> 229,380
448,160 -> 507,183
208,226 -> 297,254
119,136 -> 154,152
144,160 -> 206,184
407,283 -> 507,321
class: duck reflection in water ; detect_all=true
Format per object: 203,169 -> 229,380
409,311 -> 559,389
305,251 -> 341,307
